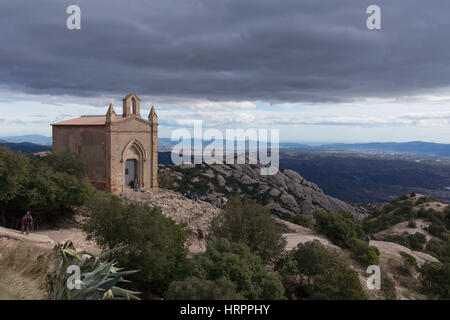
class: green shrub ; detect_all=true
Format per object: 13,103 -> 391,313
276,240 -> 366,300
407,233 -> 427,251
425,239 -> 450,263
0,147 -> 30,226
381,273 -> 397,300
419,262 -> 450,299
210,196 -> 286,263
428,223 -> 446,238
382,233 -> 427,252
313,210 -> 361,248
169,238 -> 285,300
0,148 -> 92,227
440,232 -> 450,243
289,214 -> 314,229
363,196 -> 417,234
83,191 -> 189,295
42,152 -> 86,179
408,220 -> 417,228
166,277 -> 243,300
400,251 -> 418,269
350,239 -> 380,266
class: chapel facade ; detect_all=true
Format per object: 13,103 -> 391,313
51,93 -> 158,194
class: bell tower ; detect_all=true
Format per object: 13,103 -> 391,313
122,93 -> 141,117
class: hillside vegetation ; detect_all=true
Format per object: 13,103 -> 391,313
0,147 -> 91,229
363,193 -> 449,263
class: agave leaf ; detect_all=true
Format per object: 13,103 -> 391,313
48,242 -> 140,300
98,245 -> 127,260
110,287 -> 141,300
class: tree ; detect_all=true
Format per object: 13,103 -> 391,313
167,238 -> 285,300
20,154 -> 92,225
313,210 -> 361,248
83,192 -> 189,295
419,262 -> 450,299
276,240 -> 366,300
289,214 -> 314,229
0,147 -> 29,226
42,152 -> 86,179
0,149 -> 92,227
349,238 -> 379,266
166,277 -> 243,300
210,196 -> 286,263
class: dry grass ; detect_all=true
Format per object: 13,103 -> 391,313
0,242 -> 55,300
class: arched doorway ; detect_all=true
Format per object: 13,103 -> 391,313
125,159 -> 137,186
121,139 -> 147,188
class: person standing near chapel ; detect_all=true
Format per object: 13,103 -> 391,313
21,211 -> 33,235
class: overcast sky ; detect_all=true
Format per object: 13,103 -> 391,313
1,0 -> 450,142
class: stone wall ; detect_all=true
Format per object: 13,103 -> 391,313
52,125 -> 107,188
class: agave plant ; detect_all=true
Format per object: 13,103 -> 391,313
47,241 -> 140,300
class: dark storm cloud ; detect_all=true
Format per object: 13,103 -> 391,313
1,0 -> 450,104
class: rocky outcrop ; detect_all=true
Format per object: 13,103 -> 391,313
159,162 -> 366,220
119,189 -> 222,233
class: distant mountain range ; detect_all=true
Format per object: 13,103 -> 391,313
0,135 -> 52,146
0,142 -> 51,153
159,138 -> 450,158
2,135 -> 450,158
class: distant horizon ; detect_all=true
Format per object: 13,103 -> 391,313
2,133 -> 450,146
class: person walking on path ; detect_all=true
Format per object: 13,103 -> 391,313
365,234 -> 371,245
21,211 -> 33,235
197,228 -> 205,251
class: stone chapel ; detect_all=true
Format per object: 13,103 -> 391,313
51,93 -> 158,194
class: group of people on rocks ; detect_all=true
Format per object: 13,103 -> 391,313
184,190 -> 229,210
132,180 -> 145,193
214,196 -> 228,210
184,190 -> 199,202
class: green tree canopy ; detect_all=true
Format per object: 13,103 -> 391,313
210,196 -> 286,263
276,240 -> 366,300
0,147 -> 29,225
313,210 -> 362,248
83,191 -> 189,295
419,262 -> 450,299
166,238 -> 285,300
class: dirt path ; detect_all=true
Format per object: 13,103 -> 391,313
370,240 -> 438,265
0,226 -> 54,245
283,233 -> 340,251
374,219 -> 433,241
